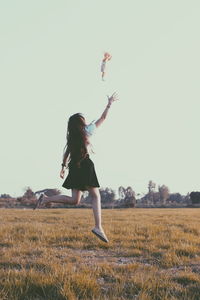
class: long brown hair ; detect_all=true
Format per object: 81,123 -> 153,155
64,113 -> 89,166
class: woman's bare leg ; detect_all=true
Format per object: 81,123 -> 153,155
43,189 -> 83,206
88,187 -> 103,231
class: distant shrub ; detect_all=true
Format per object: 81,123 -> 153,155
190,192 -> 200,204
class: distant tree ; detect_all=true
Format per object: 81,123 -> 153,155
184,193 -> 191,205
0,193 -> 11,199
190,192 -> 200,204
148,180 -> 156,193
118,186 -> 126,200
16,197 -> 23,203
147,180 -> 156,204
169,193 -> 183,203
100,188 -> 115,203
152,192 -> 160,204
158,185 -> 169,205
124,186 -> 136,208
23,187 -> 34,199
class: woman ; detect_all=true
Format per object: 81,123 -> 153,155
34,92 -> 118,243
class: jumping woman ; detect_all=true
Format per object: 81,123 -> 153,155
34,92 -> 118,243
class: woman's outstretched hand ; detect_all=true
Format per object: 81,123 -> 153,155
60,168 -> 65,179
95,92 -> 119,128
107,92 -> 118,106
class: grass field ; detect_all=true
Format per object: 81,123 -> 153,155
0,208 -> 200,300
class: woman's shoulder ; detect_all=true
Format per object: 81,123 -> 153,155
85,122 -> 96,136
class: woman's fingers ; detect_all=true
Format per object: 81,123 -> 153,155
107,92 -> 119,103
60,170 -> 65,179
111,93 -> 119,101
108,92 -> 118,99
111,92 -> 117,98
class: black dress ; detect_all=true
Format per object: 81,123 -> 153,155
62,154 -> 100,191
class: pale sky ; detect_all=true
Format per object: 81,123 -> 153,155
1,0 -> 200,197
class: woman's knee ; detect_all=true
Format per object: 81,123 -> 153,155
88,187 -> 100,200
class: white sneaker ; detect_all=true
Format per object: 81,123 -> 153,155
91,228 -> 109,243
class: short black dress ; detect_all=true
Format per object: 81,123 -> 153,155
62,154 -> 100,191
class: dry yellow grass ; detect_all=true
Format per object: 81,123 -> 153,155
0,208 -> 200,299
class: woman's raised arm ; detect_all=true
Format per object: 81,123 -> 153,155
95,92 -> 118,128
